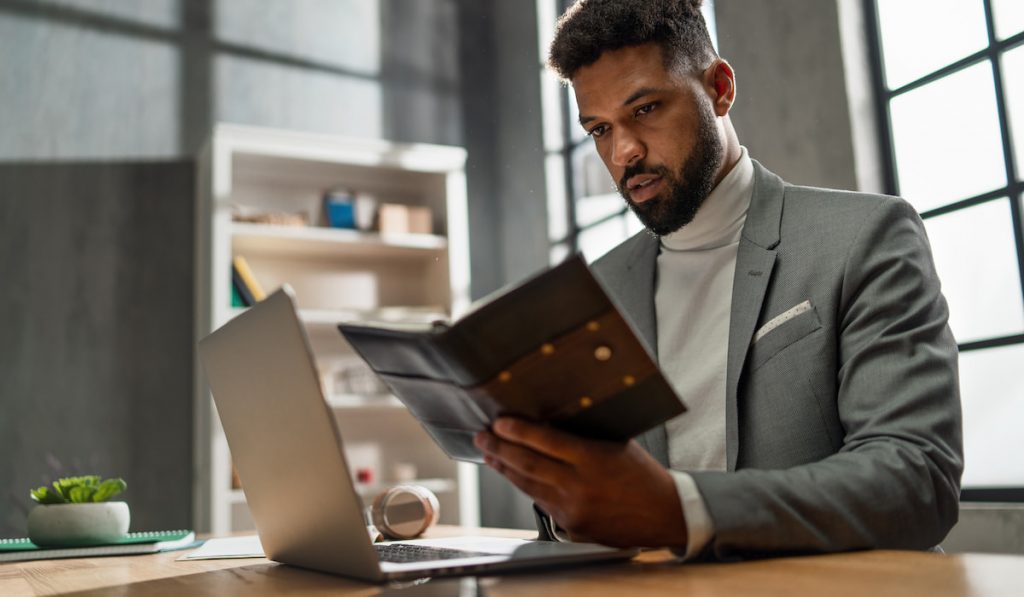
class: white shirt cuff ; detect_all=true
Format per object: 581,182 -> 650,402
544,471 -> 714,555
669,470 -> 715,560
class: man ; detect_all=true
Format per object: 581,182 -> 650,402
473,0 -> 962,560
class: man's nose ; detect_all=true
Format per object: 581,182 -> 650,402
610,129 -> 644,168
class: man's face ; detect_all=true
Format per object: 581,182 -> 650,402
573,43 -> 723,236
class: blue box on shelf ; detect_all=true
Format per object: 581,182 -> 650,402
324,192 -> 357,229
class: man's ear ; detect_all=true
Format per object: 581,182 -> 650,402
704,59 -> 736,117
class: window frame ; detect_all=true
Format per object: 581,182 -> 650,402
865,0 -> 1024,501
543,0 -> 630,257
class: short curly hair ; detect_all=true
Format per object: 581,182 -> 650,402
548,0 -> 717,81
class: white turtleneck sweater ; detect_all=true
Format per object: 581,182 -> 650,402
658,146 -> 754,558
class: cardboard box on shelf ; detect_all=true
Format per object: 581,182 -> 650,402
378,204 -> 433,235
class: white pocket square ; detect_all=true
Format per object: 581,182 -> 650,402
753,300 -> 813,344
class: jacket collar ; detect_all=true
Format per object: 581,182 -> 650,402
741,159 -> 784,251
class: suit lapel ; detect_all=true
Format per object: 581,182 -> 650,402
598,233 -> 670,466
626,236 -> 671,467
608,234 -> 659,357
725,161 -> 785,470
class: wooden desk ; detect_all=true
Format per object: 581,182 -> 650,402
2,526 -> 1022,596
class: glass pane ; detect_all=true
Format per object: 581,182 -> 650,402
702,0 -> 719,52
566,88 -> 588,144
549,242 -> 571,265
993,0 -> 1024,39
216,1 -> 380,75
576,194 -> 623,230
625,210 -> 645,237
578,215 -> 629,262
540,69 -> 566,152
571,144 -> 619,228
545,153 -> 569,242
959,344 -> 1024,488
1003,46 -> 1024,180
876,0 -> 988,89
571,142 -> 614,198
536,0 -> 558,61
35,0 -> 180,29
890,63 -> 1006,212
923,199 -> 1024,343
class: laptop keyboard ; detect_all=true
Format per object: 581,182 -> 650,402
375,543 -> 496,563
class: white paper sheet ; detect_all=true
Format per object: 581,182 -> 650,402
178,535 -> 264,560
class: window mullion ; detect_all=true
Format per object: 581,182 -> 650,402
555,0 -> 581,254
982,0 -> 1024,321
864,0 -> 899,196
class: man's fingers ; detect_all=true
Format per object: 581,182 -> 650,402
490,418 -> 586,463
475,431 -> 571,482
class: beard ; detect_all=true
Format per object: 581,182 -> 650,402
618,99 -> 723,237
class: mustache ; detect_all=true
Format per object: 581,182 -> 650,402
619,162 -> 670,195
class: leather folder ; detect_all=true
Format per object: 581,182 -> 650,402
338,255 -> 686,463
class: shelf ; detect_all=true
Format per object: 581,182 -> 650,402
354,478 -> 457,498
302,306 -> 446,327
220,123 -> 467,175
227,306 -> 447,329
228,479 -> 455,503
231,222 -> 447,260
327,394 -> 405,410
196,125 -> 477,534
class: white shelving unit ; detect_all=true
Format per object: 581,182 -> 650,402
194,123 -> 478,534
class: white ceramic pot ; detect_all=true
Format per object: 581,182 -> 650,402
27,502 -> 130,547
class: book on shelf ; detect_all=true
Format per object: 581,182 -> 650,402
231,283 -> 246,308
232,268 -> 255,307
231,255 -> 266,307
0,530 -> 197,563
338,254 -> 686,463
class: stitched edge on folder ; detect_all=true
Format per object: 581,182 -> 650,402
752,300 -> 812,344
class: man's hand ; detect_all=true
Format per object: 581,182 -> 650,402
474,417 -> 688,548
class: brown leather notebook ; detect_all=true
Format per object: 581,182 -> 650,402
338,255 -> 686,463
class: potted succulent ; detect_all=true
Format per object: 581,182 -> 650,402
27,476 -> 129,546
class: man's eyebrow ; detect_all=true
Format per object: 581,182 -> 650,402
578,87 -> 668,127
621,86 -> 665,107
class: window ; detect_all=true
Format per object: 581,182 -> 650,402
536,0 -> 717,263
868,0 -> 1024,499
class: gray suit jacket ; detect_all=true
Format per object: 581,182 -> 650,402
538,160 -> 963,560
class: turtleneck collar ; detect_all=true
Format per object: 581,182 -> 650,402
659,146 -> 753,252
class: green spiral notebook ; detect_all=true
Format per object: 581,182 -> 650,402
0,530 -> 198,563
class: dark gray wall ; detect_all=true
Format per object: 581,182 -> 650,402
0,0 -> 463,160
0,162 -> 194,535
458,0 -> 550,300
715,0 -> 864,190
942,504 -> 1024,554
381,0 -> 461,146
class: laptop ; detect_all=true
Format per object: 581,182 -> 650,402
198,286 -> 636,582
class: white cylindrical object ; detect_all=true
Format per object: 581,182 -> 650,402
27,502 -> 130,547
370,485 -> 440,540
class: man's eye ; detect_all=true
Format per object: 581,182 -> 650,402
588,125 -> 608,138
635,103 -> 656,117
